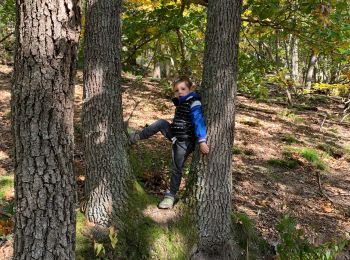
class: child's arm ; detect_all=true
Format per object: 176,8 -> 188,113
190,100 -> 209,155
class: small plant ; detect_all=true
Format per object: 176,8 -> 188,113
239,118 -> 261,127
267,158 -> 299,170
328,128 -> 338,134
159,79 -> 173,96
243,149 -> 255,156
232,145 -> 242,155
299,148 -> 327,171
276,215 -> 347,260
344,145 -> 350,162
232,212 -> 271,259
252,85 -> 269,100
317,142 -> 344,159
285,146 -> 328,171
278,109 -> 304,124
94,241 -> 106,257
281,133 -> 299,144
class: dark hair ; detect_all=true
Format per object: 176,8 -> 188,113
173,76 -> 193,90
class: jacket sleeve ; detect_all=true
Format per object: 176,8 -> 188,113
190,100 -> 207,143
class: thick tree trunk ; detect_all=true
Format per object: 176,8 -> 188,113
82,0 -> 131,227
190,0 -> 242,259
305,50 -> 318,89
12,0 -> 80,258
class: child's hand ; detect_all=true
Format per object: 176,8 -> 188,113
199,142 -> 209,155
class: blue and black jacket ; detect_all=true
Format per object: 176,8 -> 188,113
171,92 -> 207,143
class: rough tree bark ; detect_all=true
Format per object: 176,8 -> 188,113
82,0 -> 131,227
190,0 -> 242,259
12,0 -> 80,258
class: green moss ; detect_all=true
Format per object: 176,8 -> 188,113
76,212 -> 94,260
117,182 -> 197,259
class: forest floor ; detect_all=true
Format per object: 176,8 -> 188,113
0,64 -> 350,259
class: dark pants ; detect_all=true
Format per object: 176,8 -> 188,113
139,119 -> 194,196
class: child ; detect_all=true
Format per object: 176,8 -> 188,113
130,76 -> 209,209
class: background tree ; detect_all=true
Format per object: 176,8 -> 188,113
82,0 -> 132,227
190,0 -> 242,258
0,0 -> 15,62
11,0 -> 80,258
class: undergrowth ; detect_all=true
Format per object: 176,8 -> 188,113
276,215 -> 347,260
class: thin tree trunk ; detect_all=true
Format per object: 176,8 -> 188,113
12,0 -> 81,258
82,0 -> 131,227
291,36 -> 299,82
176,28 -> 190,75
153,42 -> 161,78
190,0 -> 242,259
305,50 -> 318,89
275,30 -> 280,69
284,38 -> 290,72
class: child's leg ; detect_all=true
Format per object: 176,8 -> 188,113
139,119 -> 173,141
168,139 -> 194,196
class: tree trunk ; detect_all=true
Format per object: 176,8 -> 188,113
82,0 -> 131,227
283,39 -> 290,72
190,0 -> 242,259
275,30 -> 280,69
305,50 -> 318,89
291,36 -> 299,83
12,0 -> 80,258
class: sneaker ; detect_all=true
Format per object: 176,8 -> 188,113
158,194 -> 175,209
129,132 -> 140,144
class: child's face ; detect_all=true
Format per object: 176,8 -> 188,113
174,82 -> 190,98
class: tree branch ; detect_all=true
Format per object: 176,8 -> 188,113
0,32 -> 14,44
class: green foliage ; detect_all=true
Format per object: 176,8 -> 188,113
122,1 -> 206,78
237,52 -> 269,99
0,176 -> 14,221
0,0 -> 15,29
94,242 -> 106,257
267,69 -> 295,89
312,83 -> 349,97
0,0 -> 16,58
232,145 -> 242,155
284,146 -> 328,171
0,176 -> 13,199
276,215 -> 347,260
252,85 -> 269,100
299,148 -> 327,171
232,212 -> 272,259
